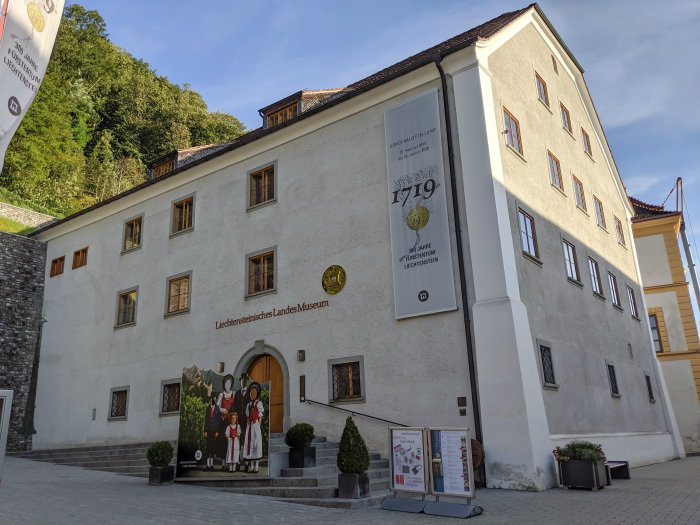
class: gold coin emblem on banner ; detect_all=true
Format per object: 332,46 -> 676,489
27,3 -> 45,32
406,206 -> 429,231
322,265 -> 346,295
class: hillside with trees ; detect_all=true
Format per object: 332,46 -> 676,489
0,4 -> 246,217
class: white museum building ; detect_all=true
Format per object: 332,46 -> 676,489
29,4 -> 684,490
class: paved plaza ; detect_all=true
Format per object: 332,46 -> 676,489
1,456 -> 700,524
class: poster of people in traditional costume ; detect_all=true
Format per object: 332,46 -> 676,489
176,366 -> 270,478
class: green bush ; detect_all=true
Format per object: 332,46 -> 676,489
553,440 -> 605,462
336,416 -> 370,474
147,441 -> 174,467
0,187 -> 63,218
285,423 -> 315,450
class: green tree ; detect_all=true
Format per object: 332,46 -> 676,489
179,395 -> 208,452
336,417 -> 370,474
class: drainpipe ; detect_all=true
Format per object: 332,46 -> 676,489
432,53 -> 483,447
680,222 -> 700,312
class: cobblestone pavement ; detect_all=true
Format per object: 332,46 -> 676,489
1,456 -> 700,524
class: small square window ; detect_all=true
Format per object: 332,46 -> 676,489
333,362 -> 362,400
572,176 -> 586,211
109,387 -> 129,420
50,256 -> 65,277
539,343 -> 557,387
627,286 -> 639,318
594,197 -> 606,229
607,363 -> 620,396
161,381 -> 181,414
535,72 -> 549,106
72,247 -> 88,269
115,288 -> 138,328
503,108 -> 522,154
172,197 -> 194,234
582,128 -> 592,156
649,314 -> 663,353
645,374 -> 655,401
123,216 -> 142,252
548,151 -> 563,190
167,274 -> 190,315
248,251 -> 275,296
153,160 -> 174,178
608,272 -> 621,307
560,103 -> 571,132
588,257 -> 603,295
614,217 -> 625,246
268,104 -> 298,128
250,165 -> 275,207
562,239 -> 579,281
518,209 -> 538,259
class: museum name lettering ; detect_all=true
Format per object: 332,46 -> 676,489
215,300 -> 330,330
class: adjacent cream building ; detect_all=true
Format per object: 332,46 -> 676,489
29,4 -> 684,490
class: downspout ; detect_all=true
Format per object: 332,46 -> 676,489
432,53 -> 484,447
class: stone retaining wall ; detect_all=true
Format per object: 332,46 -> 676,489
0,232 -> 46,451
0,202 -> 58,228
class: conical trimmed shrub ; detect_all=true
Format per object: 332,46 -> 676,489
336,416 -> 370,474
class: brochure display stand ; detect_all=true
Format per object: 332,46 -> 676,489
381,426 -> 483,519
0,390 -> 14,485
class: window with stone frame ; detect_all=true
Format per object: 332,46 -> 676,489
607,363 -> 620,396
582,128 -> 593,156
503,108 -> 522,154
608,272 -> 621,307
250,165 -> 275,207
562,239 -> 580,281
167,275 -> 190,314
614,217 -> 626,246
248,251 -> 275,294
573,176 -> 586,211
649,314 -> 663,353
172,197 -> 193,233
627,286 -> 639,318
548,151 -> 563,190
539,344 -> 556,386
594,197 -> 606,229
110,389 -> 128,418
161,382 -> 181,413
535,72 -> 549,106
518,209 -> 538,259
560,103 -> 572,132
116,289 -> 137,326
588,257 -> 603,295
332,361 -> 362,400
123,217 -> 142,251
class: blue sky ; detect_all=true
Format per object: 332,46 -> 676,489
77,0 -> 700,315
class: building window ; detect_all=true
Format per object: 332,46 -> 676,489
588,257 -> 603,295
627,286 -> 639,318
153,160 -> 174,178
518,209 -> 538,259
539,342 -> 557,387
560,103 -> 571,132
172,196 -> 194,234
535,72 -> 549,106
649,314 -> 663,352
115,288 -> 138,328
161,381 -> 181,414
594,197 -> 606,229
503,108 -> 522,154
548,151 -> 563,190
614,217 -> 625,246
607,362 -> 620,396
333,362 -> 362,400
123,216 -> 142,252
268,104 -> 298,128
72,247 -> 88,269
109,387 -> 129,420
250,165 -> 275,207
166,274 -> 190,315
573,176 -> 586,211
249,251 -> 275,295
562,240 -> 580,281
582,128 -> 592,156
645,374 -> 655,401
551,55 -> 558,74
608,272 -> 621,307
50,256 -> 65,277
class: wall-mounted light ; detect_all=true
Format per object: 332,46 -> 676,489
92,408 -> 96,420
297,350 -> 305,362
217,362 -> 225,373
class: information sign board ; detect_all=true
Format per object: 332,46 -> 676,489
388,427 -> 429,494
428,428 -> 475,498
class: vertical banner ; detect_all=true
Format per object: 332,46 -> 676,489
388,427 -> 429,494
384,89 -> 457,319
0,0 -> 64,169
428,428 -> 475,498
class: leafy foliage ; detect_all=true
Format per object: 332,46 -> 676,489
0,4 -> 246,216
553,440 -> 605,462
147,441 -> 174,467
179,395 -> 208,452
0,187 -> 64,217
336,417 -> 370,474
285,423 -> 315,450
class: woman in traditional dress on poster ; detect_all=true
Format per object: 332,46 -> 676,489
217,374 -> 235,470
224,412 -> 241,472
244,382 -> 264,473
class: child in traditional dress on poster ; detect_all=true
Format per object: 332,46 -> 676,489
224,412 -> 241,472
244,382 -> 264,473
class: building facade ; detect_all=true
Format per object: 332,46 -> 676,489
29,4 -> 683,490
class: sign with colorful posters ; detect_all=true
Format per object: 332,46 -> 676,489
0,390 -> 14,485
428,428 -> 474,498
384,88 -> 457,319
0,0 -> 64,170
388,427 -> 428,493
176,366 -> 270,479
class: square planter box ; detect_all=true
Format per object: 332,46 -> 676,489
559,459 -> 606,491
289,447 -> 316,469
338,472 -> 370,499
149,465 -> 174,486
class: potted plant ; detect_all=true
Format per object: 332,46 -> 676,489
554,440 -> 606,491
285,423 -> 316,468
336,416 -> 370,499
147,441 -> 175,486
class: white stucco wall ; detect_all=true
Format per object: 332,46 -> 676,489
660,360 -> 700,453
636,234 -> 674,287
646,292 -> 688,352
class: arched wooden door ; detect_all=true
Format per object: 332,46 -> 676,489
247,355 -> 284,433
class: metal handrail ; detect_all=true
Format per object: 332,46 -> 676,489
306,399 -> 408,427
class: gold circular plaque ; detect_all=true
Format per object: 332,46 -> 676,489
406,206 -> 429,231
322,265 -> 346,295
27,3 -> 45,32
